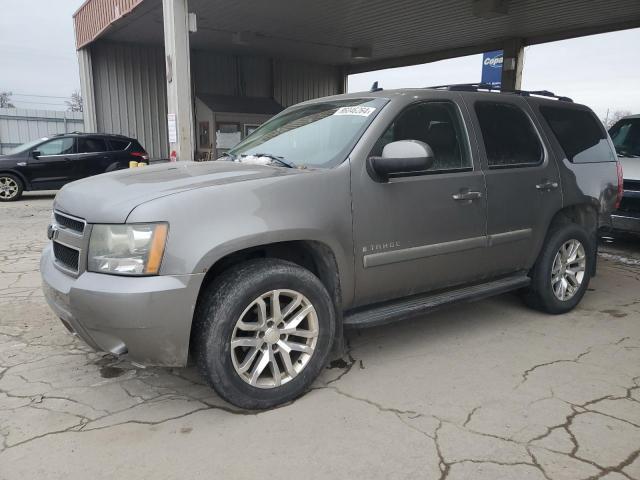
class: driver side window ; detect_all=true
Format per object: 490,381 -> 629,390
37,138 -> 74,156
372,101 -> 471,171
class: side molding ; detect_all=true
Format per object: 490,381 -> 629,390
363,228 -> 532,268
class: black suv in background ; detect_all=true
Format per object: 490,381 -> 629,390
0,133 -> 148,201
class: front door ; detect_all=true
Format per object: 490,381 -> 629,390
465,95 -> 562,274
26,137 -> 75,189
352,98 -> 489,307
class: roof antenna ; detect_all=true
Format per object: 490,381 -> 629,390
370,81 -> 383,92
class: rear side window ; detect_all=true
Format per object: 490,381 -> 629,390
475,102 -> 543,168
129,140 -> 146,152
540,106 -> 614,163
77,137 -> 108,153
108,139 -> 131,151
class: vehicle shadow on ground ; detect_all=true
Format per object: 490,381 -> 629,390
21,193 -> 57,200
96,291 -> 534,411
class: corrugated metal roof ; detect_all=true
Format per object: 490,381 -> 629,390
79,0 -> 640,72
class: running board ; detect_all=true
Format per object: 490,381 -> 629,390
343,273 -> 531,328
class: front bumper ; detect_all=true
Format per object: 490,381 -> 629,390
611,211 -> 640,233
41,244 -> 205,366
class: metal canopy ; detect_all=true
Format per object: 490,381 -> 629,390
84,0 -> 640,73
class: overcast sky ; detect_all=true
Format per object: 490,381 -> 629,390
1,0 -> 639,119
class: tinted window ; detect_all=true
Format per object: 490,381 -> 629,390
108,139 -> 130,151
540,106 -> 614,163
371,101 -> 471,171
37,138 -> 74,156
77,137 -> 108,153
475,102 -> 543,167
609,118 -> 640,158
129,140 -> 145,152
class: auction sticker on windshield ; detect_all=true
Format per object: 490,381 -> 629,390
334,106 -> 376,116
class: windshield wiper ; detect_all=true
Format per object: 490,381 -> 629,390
248,153 -> 296,168
218,152 -> 237,161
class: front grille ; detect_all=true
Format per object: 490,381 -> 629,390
53,242 -> 80,271
54,211 -> 85,234
619,196 -> 640,213
623,180 -> 640,192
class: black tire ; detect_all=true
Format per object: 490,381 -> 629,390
0,173 -> 24,202
195,259 -> 336,409
523,223 -> 594,314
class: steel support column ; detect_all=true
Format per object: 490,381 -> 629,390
162,0 -> 195,161
77,47 -> 97,132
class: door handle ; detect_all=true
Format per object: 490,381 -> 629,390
536,181 -> 559,191
452,191 -> 482,201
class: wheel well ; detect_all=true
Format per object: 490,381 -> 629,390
0,170 -> 28,190
546,204 -> 599,275
190,240 -> 343,358
549,204 -> 598,235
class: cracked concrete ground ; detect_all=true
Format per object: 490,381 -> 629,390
1,193 -> 639,480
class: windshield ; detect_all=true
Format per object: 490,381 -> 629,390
610,118 -> 640,157
228,98 -> 388,168
6,137 -> 48,155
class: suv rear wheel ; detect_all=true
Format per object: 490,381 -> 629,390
523,223 -> 593,314
195,259 -> 335,409
0,174 -> 23,202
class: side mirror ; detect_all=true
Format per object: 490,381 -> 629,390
31,150 -> 41,159
367,140 -> 435,182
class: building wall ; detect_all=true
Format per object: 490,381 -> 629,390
89,41 -> 344,159
0,108 -> 84,154
273,60 -> 343,107
91,41 -> 169,159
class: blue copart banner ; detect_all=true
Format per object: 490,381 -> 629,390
481,50 -> 503,87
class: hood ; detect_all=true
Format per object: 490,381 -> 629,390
619,156 -> 640,181
54,161 -> 304,223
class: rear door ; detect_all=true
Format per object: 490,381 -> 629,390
26,137 -> 75,188
465,95 -> 562,274
74,137 -> 111,179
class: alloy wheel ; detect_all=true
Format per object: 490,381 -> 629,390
0,176 -> 19,200
230,289 -> 319,388
551,239 -> 586,301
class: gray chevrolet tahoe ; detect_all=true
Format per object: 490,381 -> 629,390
41,85 -> 620,409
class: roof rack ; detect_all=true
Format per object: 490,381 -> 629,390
429,83 -> 573,102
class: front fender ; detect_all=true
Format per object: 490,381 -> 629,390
126,167 -> 355,306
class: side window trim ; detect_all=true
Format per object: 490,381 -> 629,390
371,99 -> 475,177
474,100 -> 547,170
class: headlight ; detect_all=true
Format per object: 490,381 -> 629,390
88,223 -> 168,275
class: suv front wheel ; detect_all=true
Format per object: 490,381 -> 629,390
195,259 -> 335,409
524,223 -> 593,314
0,174 -> 23,202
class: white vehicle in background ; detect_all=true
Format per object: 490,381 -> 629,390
609,114 -> 640,232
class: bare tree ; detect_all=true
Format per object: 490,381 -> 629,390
66,90 -> 83,112
0,92 -> 15,108
603,109 -> 632,129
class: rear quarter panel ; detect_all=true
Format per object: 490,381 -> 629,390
527,99 -> 618,227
